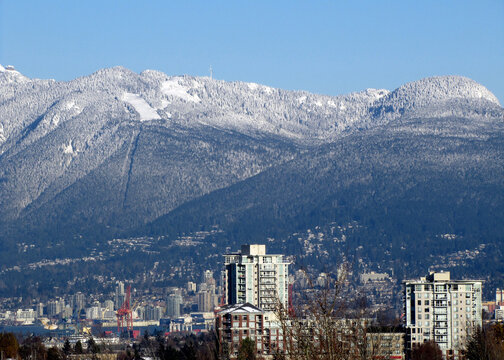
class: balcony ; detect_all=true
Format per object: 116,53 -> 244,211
435,335 -> 448,343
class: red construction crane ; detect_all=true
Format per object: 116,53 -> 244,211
116,285 -> 133,334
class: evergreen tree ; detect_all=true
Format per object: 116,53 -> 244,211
87,337 -> 100,354
47,347 -> 62,360
465,325 -> 504,360
237,338 -> 256,360
63,339 -> 72,356
74,340 -> 84,354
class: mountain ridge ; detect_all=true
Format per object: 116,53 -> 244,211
0,67 -> 503,297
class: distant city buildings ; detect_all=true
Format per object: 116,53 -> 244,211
404,271 -> 483,359
223,244 -> 289,311
1,241 -> 503,360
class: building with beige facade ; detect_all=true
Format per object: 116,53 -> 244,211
404,271 -> 483,359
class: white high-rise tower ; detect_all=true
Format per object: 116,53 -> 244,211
404,271 -> 483,358
223,244 -> 289,311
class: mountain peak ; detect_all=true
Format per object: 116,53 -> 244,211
368,75 -> 502,120
391,75 -> 500,106
0,64 -> 30,84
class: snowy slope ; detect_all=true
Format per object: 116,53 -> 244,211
1,68 -> 501,151
0,66 -> 502,233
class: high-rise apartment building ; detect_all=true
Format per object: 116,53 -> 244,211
404,271 -> 482,359
144,305 -> 164,321
198,290 -> 215,312
166,293 -> 182,318
115,281 -> 125,310
224,244 -> 289,311
47,299 -> 64,317
104,299 -> 115,312
73,292 -> 86,312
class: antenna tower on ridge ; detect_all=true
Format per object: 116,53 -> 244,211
209,65 -> 213,79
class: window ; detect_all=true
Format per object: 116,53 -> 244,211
425,314 -> 429,320
425,300 -> 430,306
418,300 -> 422,306
418,314 -> 422,320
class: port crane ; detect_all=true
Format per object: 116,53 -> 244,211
116,285 -> 133,335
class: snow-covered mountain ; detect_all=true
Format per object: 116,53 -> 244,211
0,66 -> 503,291
2,67 -> 499,149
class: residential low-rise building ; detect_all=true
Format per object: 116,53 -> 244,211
216,303 -> 284,359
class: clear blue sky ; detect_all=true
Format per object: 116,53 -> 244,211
1,1 -> 503,102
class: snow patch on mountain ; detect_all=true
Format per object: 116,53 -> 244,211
161,79 -> 201,103
64,101 -> 76,110
122,93 -> 161,121
0,123 -> 5,142
62,140 -> 76,155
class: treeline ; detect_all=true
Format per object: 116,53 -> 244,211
0,334 -> 104,360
